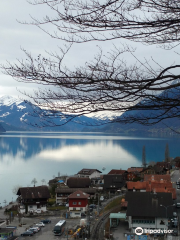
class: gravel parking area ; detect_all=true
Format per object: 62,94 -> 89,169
17,217 -> 81,240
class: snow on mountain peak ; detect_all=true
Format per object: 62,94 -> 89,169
0,95 -> 23,106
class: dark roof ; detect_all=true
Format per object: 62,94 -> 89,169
68,190 -> 89,199
103,174 -> 125,189
55,188 -> 96,194
77,168 -> 102,175
174,156 -> 180,162
17,186 -> 50,199
156,162 -> 171,168
125,192 -> 174,218
108,170 -> 127,175
67,177 -> 91,188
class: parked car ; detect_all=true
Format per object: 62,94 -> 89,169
36,222 -> 45,227
32,226 -> 41,231
21,231 -> 34,236
176,181 -> 180,185
81,212 -> 86,217
40,219 -> 51,224
176,203 -> 180,208
35,209 -> 41,213
173,212 -> 177,217
100,196 -> 104,201
89,204 -> 96,209
58,202 -> 65,206
28,228 -> 39,233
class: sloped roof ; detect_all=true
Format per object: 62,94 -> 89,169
125,192 -> 174,218
109,213 -> 126,219
127,167 -> 143,173
146,187 -> 176,199
67,177 -> 90,188
144,174 -> 171,182
17,186 -> 50,199
108,169 -> 127,175
55,187 -> 96,194
68,190 -> 89,199
127,181 -> 147,190
146,181 -> 172,190
127,180 -> 175,199
77,168 -> 102,175
156,162 -> 171,167
174,156 -> 180,162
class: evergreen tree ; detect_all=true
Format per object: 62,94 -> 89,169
165,143 -> 170,162
142,146 -> 146,168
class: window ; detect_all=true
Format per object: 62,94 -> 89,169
73,208 -> 76,210
80,208 -> 83,210
73,202 -> 77,205
78,202 -> 81,205
29,205 -> 33,208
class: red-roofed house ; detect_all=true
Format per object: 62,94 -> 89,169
68,190 -> 89,218
108,170 -> 127,175
127,179 -> 176,199
127,182 -> 147,192
144,174 -> 171,182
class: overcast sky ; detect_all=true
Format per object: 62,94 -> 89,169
1,0 -> 180,102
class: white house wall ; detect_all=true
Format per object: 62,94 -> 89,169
89,171 -> 101,179
128,216 -> 168,232
70,212 -> 81,218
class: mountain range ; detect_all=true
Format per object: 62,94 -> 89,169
0,96 -> 100,132
0,95 -> 179,134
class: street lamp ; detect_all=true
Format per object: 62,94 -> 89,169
160,204 -> 175,218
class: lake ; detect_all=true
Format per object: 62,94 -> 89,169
0,131 -> 180,205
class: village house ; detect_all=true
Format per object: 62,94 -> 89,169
67,177 -> 91,188
55,187 -> 96,204
139,167 -> 156,178
17,186 -> 50,214
144,174 -> 171,182
77,168 -> 102,179
103,174 -> 126,193
127,177 -> 176,199
127,167 -> 144,181
155,162 -> 172,173
174,156 -> 180,168
68,190 -> 89,218
107,169 -> 128,180
91,176 -> 104,186
125,192 -> 174,233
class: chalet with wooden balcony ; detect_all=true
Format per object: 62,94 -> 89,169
55,187 -> 96,204
17,186 -> 50,214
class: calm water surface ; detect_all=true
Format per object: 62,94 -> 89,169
0,131 -> 180,204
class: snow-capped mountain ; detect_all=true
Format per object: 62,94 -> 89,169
0,95 -> 101,131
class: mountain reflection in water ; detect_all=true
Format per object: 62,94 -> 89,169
0,131 -> 179,203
